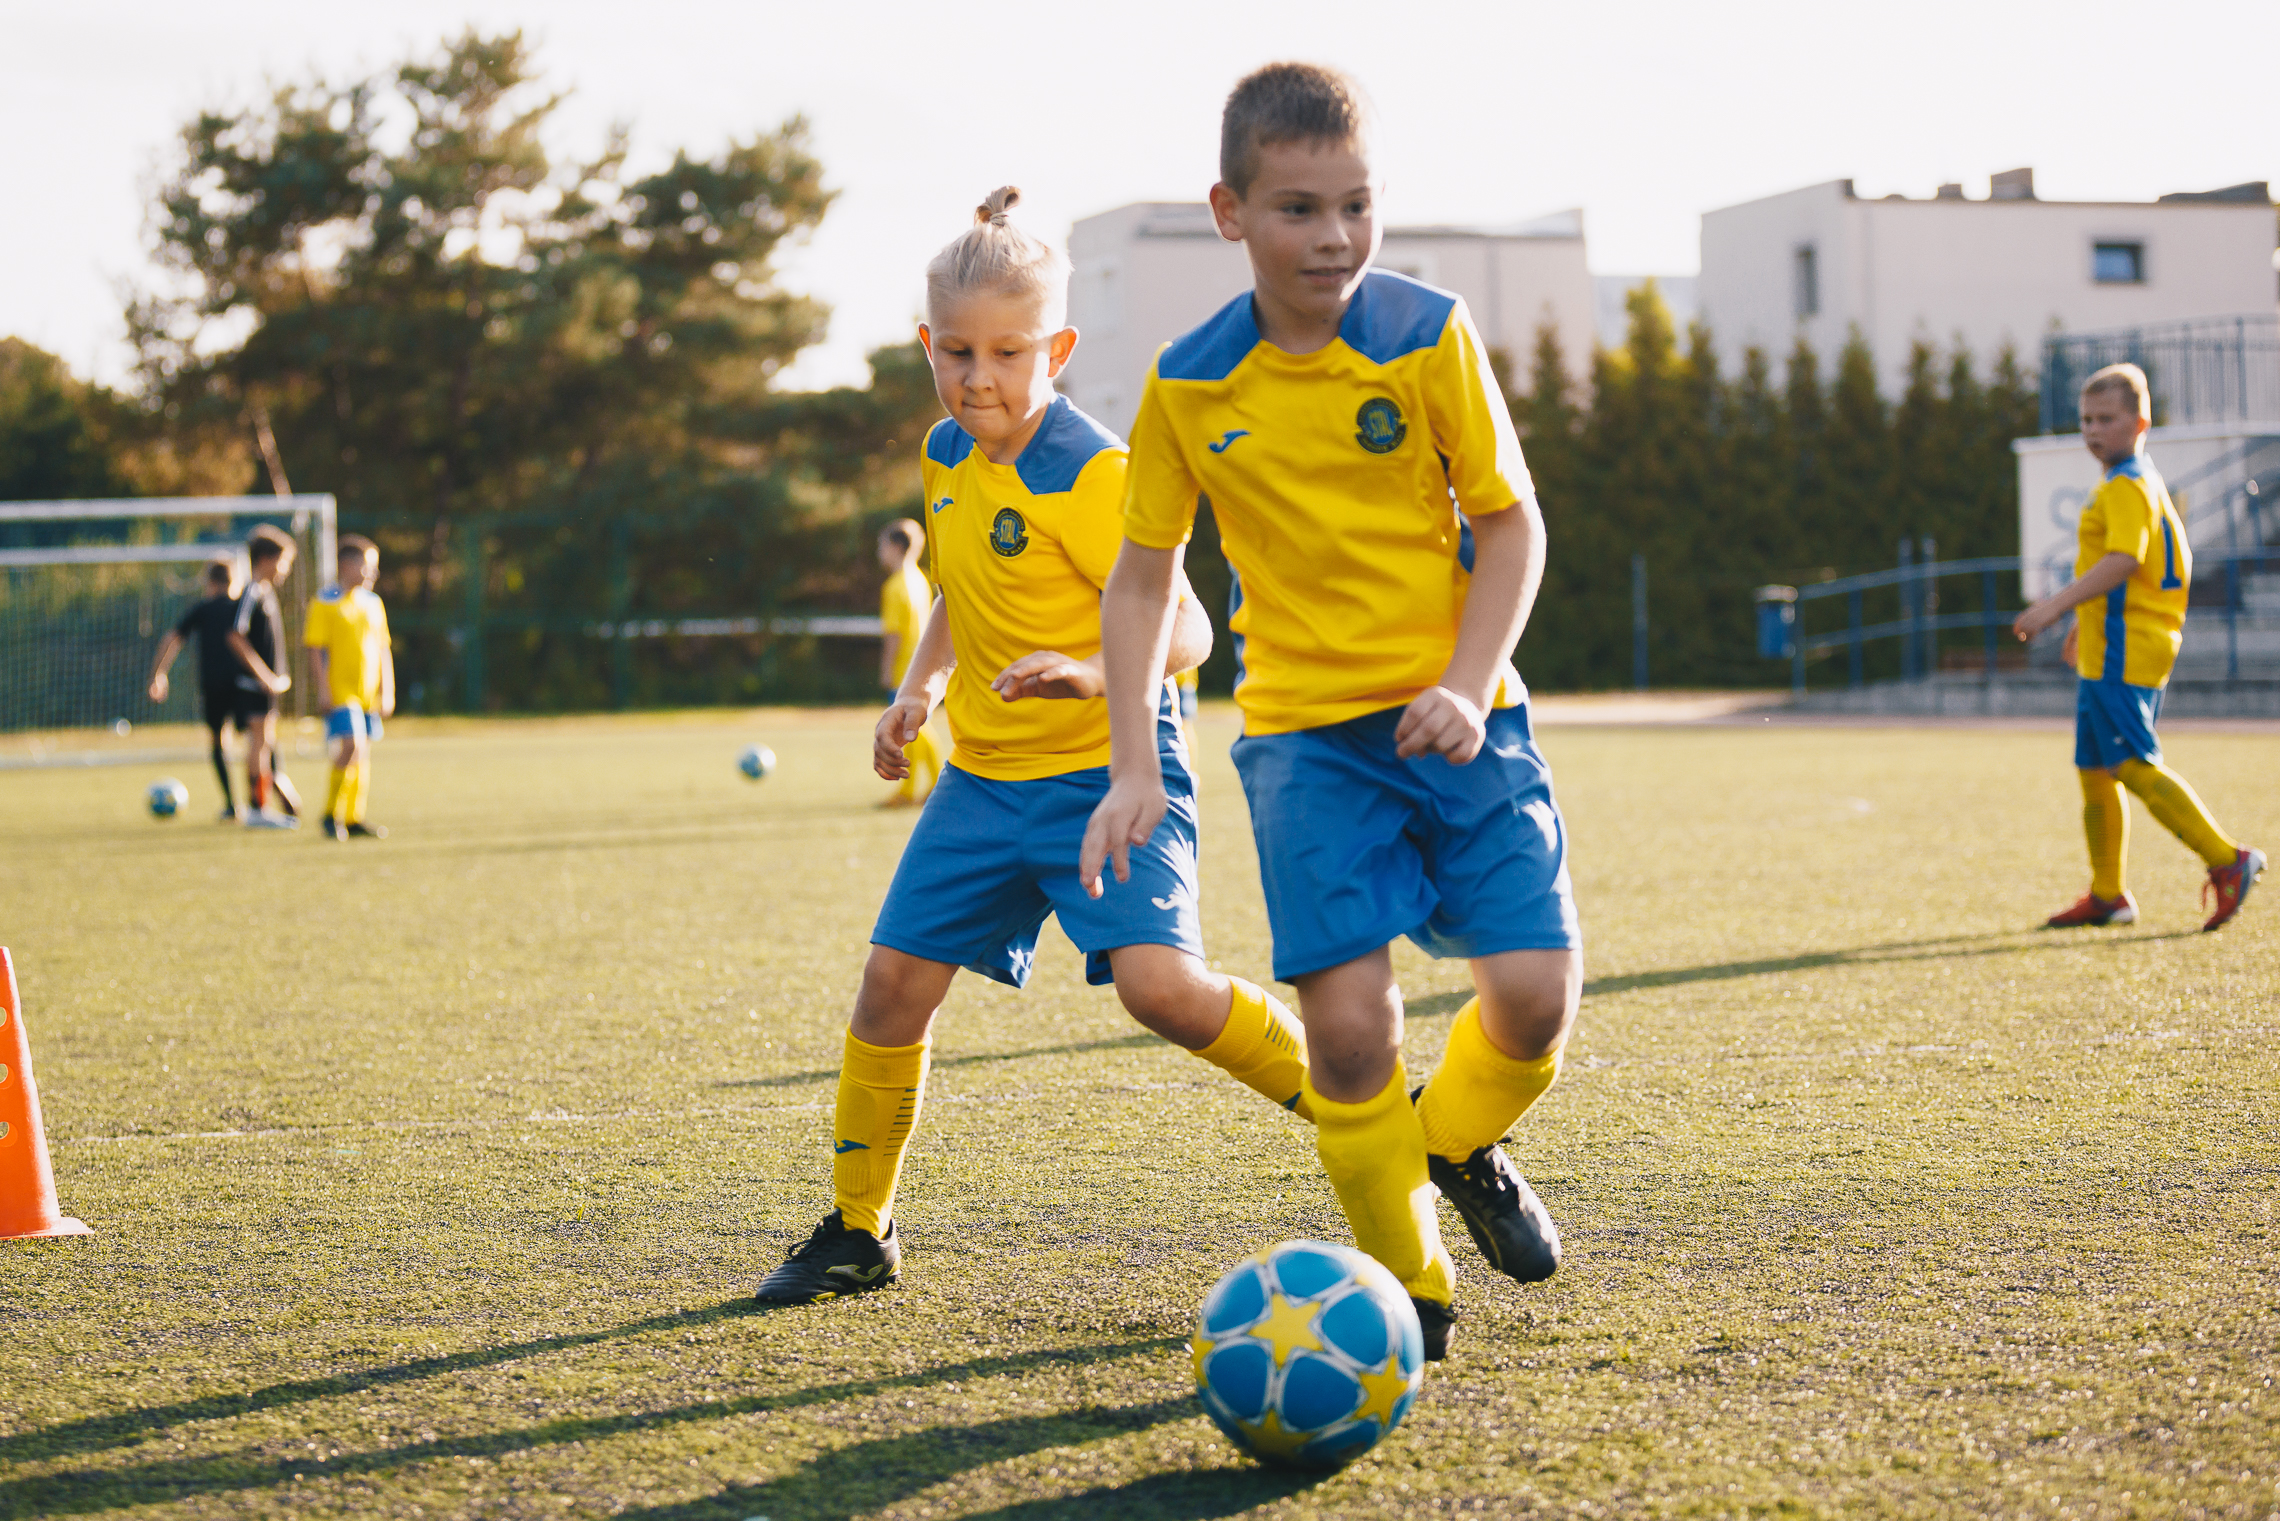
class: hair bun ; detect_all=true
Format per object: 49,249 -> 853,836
975,185 -> 1022,226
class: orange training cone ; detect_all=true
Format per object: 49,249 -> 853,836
0,948 -> 91,1238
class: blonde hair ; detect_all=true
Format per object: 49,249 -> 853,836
2082,362 -> 2152,421
924,187 -> 1069,326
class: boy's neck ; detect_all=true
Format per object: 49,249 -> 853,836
1250,288 -> 1348,357
976,400 -> 1052,467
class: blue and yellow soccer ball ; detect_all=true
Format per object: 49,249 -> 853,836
1193,1240 -> 1424,1469
147,778 -> 188,819
736,744 -> 776,781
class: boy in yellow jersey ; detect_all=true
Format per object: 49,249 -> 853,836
303,535 -> 396,841
2013,364 -> 2262,930
876,519 -> 941,805
756,188 -> 1316,1306
1085,65 -> 1577,1361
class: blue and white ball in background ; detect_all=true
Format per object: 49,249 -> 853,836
1193,1239 -> 1424,1469
736,744 -> 776,781
147,778 -> 189,819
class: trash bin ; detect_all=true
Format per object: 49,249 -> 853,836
1754,585 -> 1797,660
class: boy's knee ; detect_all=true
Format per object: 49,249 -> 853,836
1473,949 -> 1581,1061
1109,946 -> 1222,1049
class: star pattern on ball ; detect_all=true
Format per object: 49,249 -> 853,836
1234,1407 -> 1311,1461
1245,1292 -> 1325,1367
1351,1359 -> 1411,1428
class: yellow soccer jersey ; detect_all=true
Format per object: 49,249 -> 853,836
2074,454 -> 2190,688
302,584 -> 390,708
1123,269 -> 1533,735
879,563 -> 932,686
919,396 -> 1130,781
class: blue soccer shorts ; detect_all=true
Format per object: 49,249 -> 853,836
1231,702 -> 1580,983
324,702 -> 383,743
871,729 -> 1203,989
2074,677 -> 2163,770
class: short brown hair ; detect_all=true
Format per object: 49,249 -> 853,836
879,519 -> 922,555
247,524 -> 295,565
2082,362 -> 2152,422
339,533 -> 378,562
1219,63 -> 1370,196
202,556 -> 235,589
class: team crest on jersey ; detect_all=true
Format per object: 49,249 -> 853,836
1355,398 -> 1407,454
989,507 -> 1030,557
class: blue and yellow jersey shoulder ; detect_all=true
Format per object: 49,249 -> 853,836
303,583 -> 390,709
1122,268 -> 1533,735
918,395 -> 1128,780
2075,453 -> 2190,689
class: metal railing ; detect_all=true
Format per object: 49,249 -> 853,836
2041,316 -> 2280,434
1759,543 -> 2280,694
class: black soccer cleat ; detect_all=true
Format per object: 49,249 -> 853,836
1410,1296 -> 1457,1362
754,1208 -> 900,1304
346,821 -> 388,839
1427,1142 -> 1563,1284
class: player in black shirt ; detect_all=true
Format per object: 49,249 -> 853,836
229,525 -> 303,828
146,557 -> 249,820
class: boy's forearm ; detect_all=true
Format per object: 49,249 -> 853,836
1102,543 -> 1181,781
895,598 -> 955,706
1440,501 -> 1544,708
2041,552 -> 2136,617
148,632 -> 184,682
226,631 -> 276,685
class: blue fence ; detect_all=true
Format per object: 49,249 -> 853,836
2041,316 -> 2280,434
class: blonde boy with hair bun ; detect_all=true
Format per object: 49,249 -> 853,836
756,187 -> 1316,1305
2012,362 -> 2262,930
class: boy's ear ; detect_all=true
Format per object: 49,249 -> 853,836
1046,326 -> 1079,376
917,323 -> 933,359
1208,182 -> 1244,243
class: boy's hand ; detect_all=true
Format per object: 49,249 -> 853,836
873,694 -> 931,780
2012,604 -> 2057,641
991,651 -> 1104,702
1394,685 -> 1488,763
264,670 -> 291,697
147,673 -> 169,702
1079,775 -> 1167,899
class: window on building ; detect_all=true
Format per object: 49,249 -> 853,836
1793,244 -> 1819,319
2092,242 -> 2145,284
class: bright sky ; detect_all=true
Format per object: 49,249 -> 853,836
6,0 -> 2275,392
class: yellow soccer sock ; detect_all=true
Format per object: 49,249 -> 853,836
832,1031 -> 930,1238
323,765 -> 348,823
1416,999 -> 1563,1161
1190,977 -> 1314,1121
2116,758 -> 2239,869
1307,1061 -> 1454,1305
898,729 -> 940,801
2079,768 -> 2129,899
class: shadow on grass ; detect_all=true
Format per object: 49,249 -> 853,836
0,1325 -> 1184,1515
720,1032 -> 1165,1090
1581,926 -> 2198,998
608,1399 -> 1315,1521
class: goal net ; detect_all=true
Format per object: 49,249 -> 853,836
0,495 -> 335,735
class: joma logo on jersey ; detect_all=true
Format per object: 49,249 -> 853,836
930,496 -> 952,515
989,507 -> 1029,557
1355,398 -> 1406,453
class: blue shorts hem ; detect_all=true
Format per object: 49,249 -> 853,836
868,931 -> 1031,991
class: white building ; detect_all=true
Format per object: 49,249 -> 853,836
1061,203 -> 1598,437
1698,171 -> 2277,390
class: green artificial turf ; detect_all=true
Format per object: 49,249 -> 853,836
0,707 -> 2273,1519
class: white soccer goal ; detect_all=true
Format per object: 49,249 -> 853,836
0,495 -> 335,735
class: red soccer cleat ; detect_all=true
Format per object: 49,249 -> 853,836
2202,847 -> 2265,932
2046,890 -> 2137,928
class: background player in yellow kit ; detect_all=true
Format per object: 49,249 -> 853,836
1085,65 -> 1577,1360
755,188 -> 1315,1305
876,518 -> 940,806
2013,363 -> 2262,930
303,534 -> 396,841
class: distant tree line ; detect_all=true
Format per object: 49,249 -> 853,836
4,35 -> 2041,707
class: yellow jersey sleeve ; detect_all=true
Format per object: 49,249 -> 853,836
1060,451 -> 1130,589
879,576 -> 911,640
1424,302 -> 1534,518
1121,364 -> 1199,551
301,596 -> 333,650
2087,476 -> 2156,565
